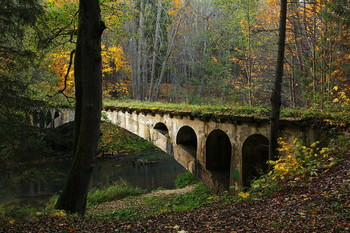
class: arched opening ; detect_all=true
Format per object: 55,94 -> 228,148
206,130 -> 232,189
176,126 -> 197,158
242,134 -> 269,187
154,122 -> 169,135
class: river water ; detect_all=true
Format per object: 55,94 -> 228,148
0,149 -> 186,206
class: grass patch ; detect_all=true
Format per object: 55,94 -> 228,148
87,179 -> 146,205
103,99 -> 270,117
0,205 -> 38,220
103,99 -> 350,127
175,172 -> 200,189
110,207 -> 140,220
95,183 -> 214,220
140,183 -> 213,214
168,183 -> 213,211
99,122 -> 154,156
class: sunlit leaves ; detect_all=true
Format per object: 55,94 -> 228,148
268,138 -> 332,181
168,0 -> 184,16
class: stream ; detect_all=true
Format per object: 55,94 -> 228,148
0,149 -> 186,206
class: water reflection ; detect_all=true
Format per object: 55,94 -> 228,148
0,150 -> 185,206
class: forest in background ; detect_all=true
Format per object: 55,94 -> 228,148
2,0 -> 349,107
1,0 -> 349,164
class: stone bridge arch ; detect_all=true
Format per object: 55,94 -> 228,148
176,126 -> 197,158
154,122 -> 169,136
205,129 -> 232,190
242,134 -> 269,187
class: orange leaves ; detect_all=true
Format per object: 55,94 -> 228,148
168,0 -> 184,16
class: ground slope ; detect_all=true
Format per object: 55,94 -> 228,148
1,153 -> 349,232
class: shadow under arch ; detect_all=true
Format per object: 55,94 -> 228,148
242,134 -> 269,187
176,126 -> 197,158
206,129 -> 232,190
154,122 -> 169,135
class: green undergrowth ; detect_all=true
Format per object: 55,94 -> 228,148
99,121 -> 154,156
87,180 -> 147,205
175,172 -> 200,189
103,99 -> 350,127
87,172 -> 211,220
86,172 -> 211,220
90,183 -> 213,221
104,99 -> 270,117
0,173 -> 210,221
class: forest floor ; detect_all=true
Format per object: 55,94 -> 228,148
1,152 -> 349,232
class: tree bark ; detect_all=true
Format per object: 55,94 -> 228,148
155,11 -> 184,99
55,0 -> 105,215
269,0 -> 287,163
135,0 -> 145,101
149,0 -> 162,101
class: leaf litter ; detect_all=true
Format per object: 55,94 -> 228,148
1,153 -> 349,232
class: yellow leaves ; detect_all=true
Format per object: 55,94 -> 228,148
9,219 -> 16,224
301,194 -> 310,201
168,0 -> 184,16
269,138 -> 331,181
230,57 -> 241,64
332,86 -> 350,106
238,192 -> 250,199
165,225 -> 181,229
102,45 -> 129,75
35,211 -> 43,216
52,210 -> 67,217
103,82 -> 130,98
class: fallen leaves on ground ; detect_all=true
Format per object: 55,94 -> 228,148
1,153 -> 349,232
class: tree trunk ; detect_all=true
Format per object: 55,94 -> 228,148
149,0 -> 162,101
135,0 -> 145,101
155,11 -> 184,99
269,0 -> 287,163
55,0 -> 105,215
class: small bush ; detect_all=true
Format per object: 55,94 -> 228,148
268,138 -> 332,181
175,172 -> 199,189
88,180 -> 146,205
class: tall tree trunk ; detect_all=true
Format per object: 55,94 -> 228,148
55,0 -> 105,215
136,0 -> 145,101
155,11 -> 184,99
149,0 -> 162,101
269,0 -> 287,163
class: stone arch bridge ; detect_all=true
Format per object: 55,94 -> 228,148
50,107 -> 326,194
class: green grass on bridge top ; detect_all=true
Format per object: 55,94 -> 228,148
103,99 -> 350,128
